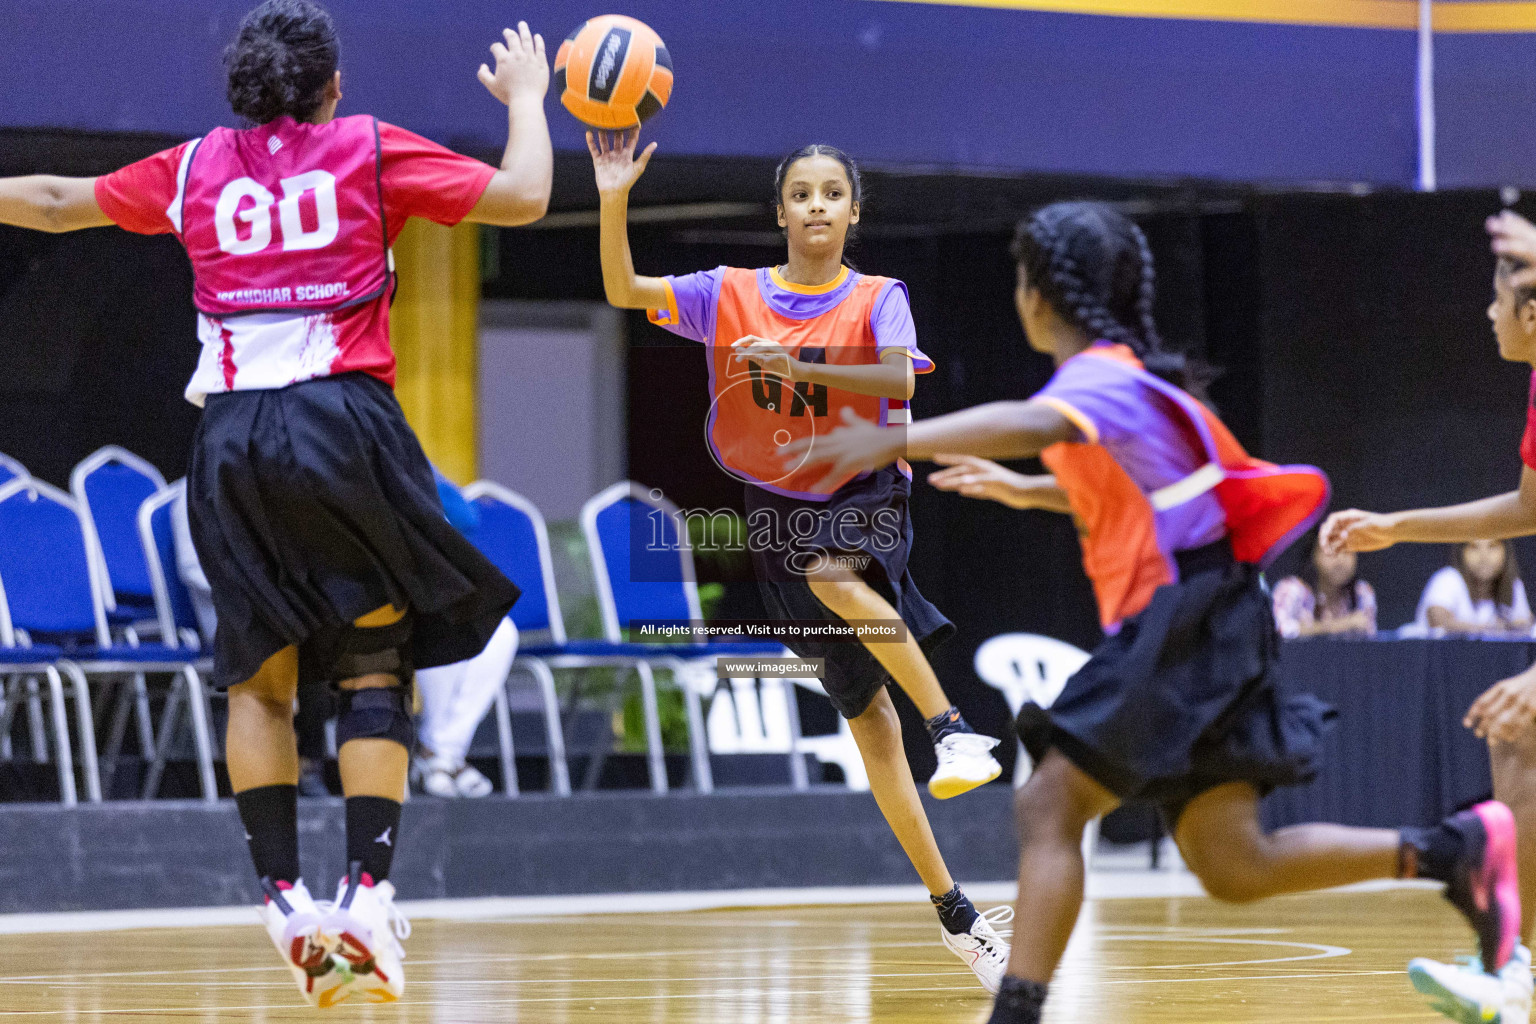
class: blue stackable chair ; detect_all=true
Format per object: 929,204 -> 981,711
71,446 -> 166,623
577,481 -> 801,793
0,480 -> 82,805
0,478 -> 216,803
134,481 -> 220,799
461,481 -> 574,796
0,453 -> 27,488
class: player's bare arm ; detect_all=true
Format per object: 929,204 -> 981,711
466,22 -> 552,227
591,127 -> 669,310
1324,466 -> 1536,554
0,175 -> 110,232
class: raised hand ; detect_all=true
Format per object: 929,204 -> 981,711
478,22 -> 548,106
588,128 -> 658,196
1489,210 -> 1536,290
1320,508 -> 1398,554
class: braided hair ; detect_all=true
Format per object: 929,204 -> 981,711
1012,201 -> 1210,397
225,0 -> 339,125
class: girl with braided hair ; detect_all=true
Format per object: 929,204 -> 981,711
794,200 -> 1523,1024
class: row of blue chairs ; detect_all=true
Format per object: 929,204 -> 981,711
0,451 -> 794,804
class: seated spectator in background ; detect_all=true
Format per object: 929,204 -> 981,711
1414,539 -> 1534,636
412,470 -> 519,798
1272,535 -> 1377,638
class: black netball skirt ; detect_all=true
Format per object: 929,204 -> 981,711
745,466 -> 954,719
1017,539 -> 1335,825
187,373 -> 520,691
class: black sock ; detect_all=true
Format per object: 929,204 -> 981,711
346,796 -> 402,882
234,784 -> 300,885
926,706 -> 975,745
930,884 -> 980,935
1400,821 -> 1469,883
989,976 -> 1048,1024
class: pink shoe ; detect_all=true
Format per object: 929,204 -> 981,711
1443,800 -> 1522,974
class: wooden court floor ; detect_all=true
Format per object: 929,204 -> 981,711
0,888 -> 1496,1021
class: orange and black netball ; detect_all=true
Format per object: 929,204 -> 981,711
554,15 -> 673,129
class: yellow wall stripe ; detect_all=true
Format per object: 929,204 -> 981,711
868,0 -> 1536,32
389,218 -> 481,486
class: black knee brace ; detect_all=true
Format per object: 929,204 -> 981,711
335,684 -> 415,750
330,613 -> 414,688
331,613 -> 415,751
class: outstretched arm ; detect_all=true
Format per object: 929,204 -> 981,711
1324,467 -> 1536,553
928,454 -> 1073,513
0,176 -> 112,233
466,23 -> 552,227
786,400 -> 1080,491
591,128 -> 670,310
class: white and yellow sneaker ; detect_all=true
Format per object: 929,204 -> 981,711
940,905 -> 1012,993
260,879 -> 351,1008
1409,943 -> 1532,1023
321,864 -> 411,1004
928,733 -> 1002,799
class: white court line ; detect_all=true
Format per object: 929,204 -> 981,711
0,873 -> 1434,937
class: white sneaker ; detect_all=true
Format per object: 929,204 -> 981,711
454,763 -> 494,798
940,905 -> 1013,994
321,868 -> 411,1004
928,733 -> 1003,799
1409,943 -> 1533,1023
413,754 -> 460,799
260,879 -> 351,1008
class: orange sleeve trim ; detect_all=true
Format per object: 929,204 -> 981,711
1038,397 -> 1100,445
646,279 -> 680,327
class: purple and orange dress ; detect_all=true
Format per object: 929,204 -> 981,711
1018,343 -> 1335,822
649,265 -> 954,718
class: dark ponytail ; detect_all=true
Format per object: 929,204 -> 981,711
773,144 -> 864,262
1012,201 -> 1214,399
225,0 -> 339,125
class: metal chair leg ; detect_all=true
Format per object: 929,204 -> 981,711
132,674 -> 156,761
100,681 -> 136,792
492,682 -> 519,796
0,675 -> 19,761
181,667 -> 218,803
671,662 -> 712,794
634,662 -> 667,794
59,663 -> 97,803
43,667 -> 77,807
25,677 -> 47,764
142,680 -> 184,800
519,659 -> 570,796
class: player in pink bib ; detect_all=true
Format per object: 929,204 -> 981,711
797,201 -> 1523,1024
0,0 -> 552,1006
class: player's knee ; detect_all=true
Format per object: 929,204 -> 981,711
331,614 -> 415,752
335,683 -> 414,752
1183,833 -> 1270,904
1013,775 -> 1086,848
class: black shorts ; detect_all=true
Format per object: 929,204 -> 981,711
745,466 -> 954,719
187,373 -> 519,690
1017,540 -> 1336,826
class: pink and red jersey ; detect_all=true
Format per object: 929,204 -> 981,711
1036,343 -> 1329,631
648,265 -> 933,499
95,115 -> 495,405
1523,370 -> 1536,471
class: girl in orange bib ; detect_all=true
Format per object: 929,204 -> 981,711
590,129 -> 1009,990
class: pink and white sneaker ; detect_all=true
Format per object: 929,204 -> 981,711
1441,801 -> 1523,974
320,864 -> 411,1004
260,878 -> 351,1008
